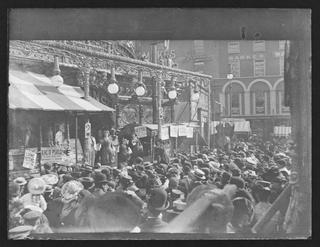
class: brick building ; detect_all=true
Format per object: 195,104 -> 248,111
169,40 -> 291,139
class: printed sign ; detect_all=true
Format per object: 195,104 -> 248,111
160,126 -> 169,140
186,127 -> 194,138
22,149 -> 37,169
9,148 -> 38,171
178,125 -> 188,136
170,125 -> 178,138
134,126 -> 147,138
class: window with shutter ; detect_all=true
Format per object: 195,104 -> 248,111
228,41 -> 240,53
253,40 -> 265,52
254,59 -> 265,77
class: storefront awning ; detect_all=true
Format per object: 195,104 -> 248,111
9,69 -> 115,112
234,121 -> 251,133
274,126 -> 291,137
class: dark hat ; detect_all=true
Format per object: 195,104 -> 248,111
93,172 -> 108,184
9,182 -> 20,198
112,168 -> 122,177
230,167 -> 241,177
44,184 -> 53,193
222,171 -> 232,180
134,157 -> 144,165
200,167 -> 211,178
229,177 -> 245,189
183,161 -> 192,169
62,174 -> 74,183
71,171 -> 82,179
101,168 -> 112,179
148,188 -> 169,211
79,177 -> 95,190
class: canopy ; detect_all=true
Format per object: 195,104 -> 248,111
274,126 -> 292,137
9,69 -> 115,112
234,121 -> 251,133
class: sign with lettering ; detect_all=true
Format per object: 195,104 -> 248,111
134,126 -> 147,138
170,125 -> 178,138
9,148 -> 38,171
22,149 -> 37,169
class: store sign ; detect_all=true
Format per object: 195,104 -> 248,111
9,148 -> 38,171
22,149 -> 37,169
41,148 -> 64,164
134,126 -> 147,138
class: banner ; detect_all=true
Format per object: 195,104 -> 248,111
160,126 -> 169,140
22,149 -> 37,169
134,126 -> 147,138
170,125 -> 179,138
186,127 -> 194,138
178,125 -> 188,136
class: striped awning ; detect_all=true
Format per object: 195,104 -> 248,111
274,126 -> 292,137
234,121 -> 251,133
9,69 -> 115,112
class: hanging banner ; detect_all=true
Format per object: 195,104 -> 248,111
22,149 -> 37,169
186,127 -> 194,138
178,125 -> 188,136
170,125 -> 179,138
134,126 -> 147,138
160,126 -> 169,140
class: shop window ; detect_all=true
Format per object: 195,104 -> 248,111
228,41 -> 240,54
255,91 -> 265,114
254,59 -> 265,77
253,40 -> 265,52
280,90 -> 290,113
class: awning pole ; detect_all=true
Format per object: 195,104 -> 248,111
38,115 -> 42,174
75,113 -> 78,164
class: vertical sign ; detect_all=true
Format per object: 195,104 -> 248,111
170,125 -> 178,138
160,126 -> 169,140
22,149 -> 37,169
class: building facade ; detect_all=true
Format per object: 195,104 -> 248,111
170,40 -> 291,139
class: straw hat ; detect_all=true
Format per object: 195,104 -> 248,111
41,174 -> 59,185
14,177 -> 27,186
27,178 -> 46,195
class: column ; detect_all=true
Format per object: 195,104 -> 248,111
219,93 -> 225,115
270,89 -> 277,115
239,93 -> 243,115
244,91 -> 250,115
264,91 -> 268,115
227,93 -> 231,116
252,92 -> 256,115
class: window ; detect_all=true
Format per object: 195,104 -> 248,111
253,40 -> 265,52
229,58 -> 240,77
255,91 -> 265,114
194,61 -> 205,73
228,41 -> 240,53
231,93 -> 241,115
254,59 -> 265,77
279,91 -> 290,113
194,40 -> 205,57
279,40 -> 286,50
279,55 -> 284,75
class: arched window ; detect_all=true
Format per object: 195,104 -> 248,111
225,83 -> 244,116
250,81 -> 270,115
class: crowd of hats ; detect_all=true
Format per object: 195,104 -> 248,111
8,135 -> 293,237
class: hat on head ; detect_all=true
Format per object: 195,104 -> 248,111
134,157 -> 144,165
200,167 -> 211,179
61,180 -> 84,203
62,174 -> 74,183
23,204 -> 43,213
193,169 -> 206,180
93,172 -> 109,184
41,174 -> 59,185
44,184 -> 53,193
14,177 -> 27,186
79,177 -> 95,190
148,188 -> 169,211
27,178 -> 46,195
229,177 -> 245,189
23,210 -> 42,223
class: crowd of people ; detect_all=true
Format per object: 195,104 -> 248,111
8,133 -> 294,239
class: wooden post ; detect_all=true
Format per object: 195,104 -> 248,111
38,116 -> 42,174
157,75 -> 162,140
207,80 -> 211,149
75,113 -> 78,164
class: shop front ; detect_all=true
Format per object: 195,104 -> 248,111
8,69 -> 114,180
